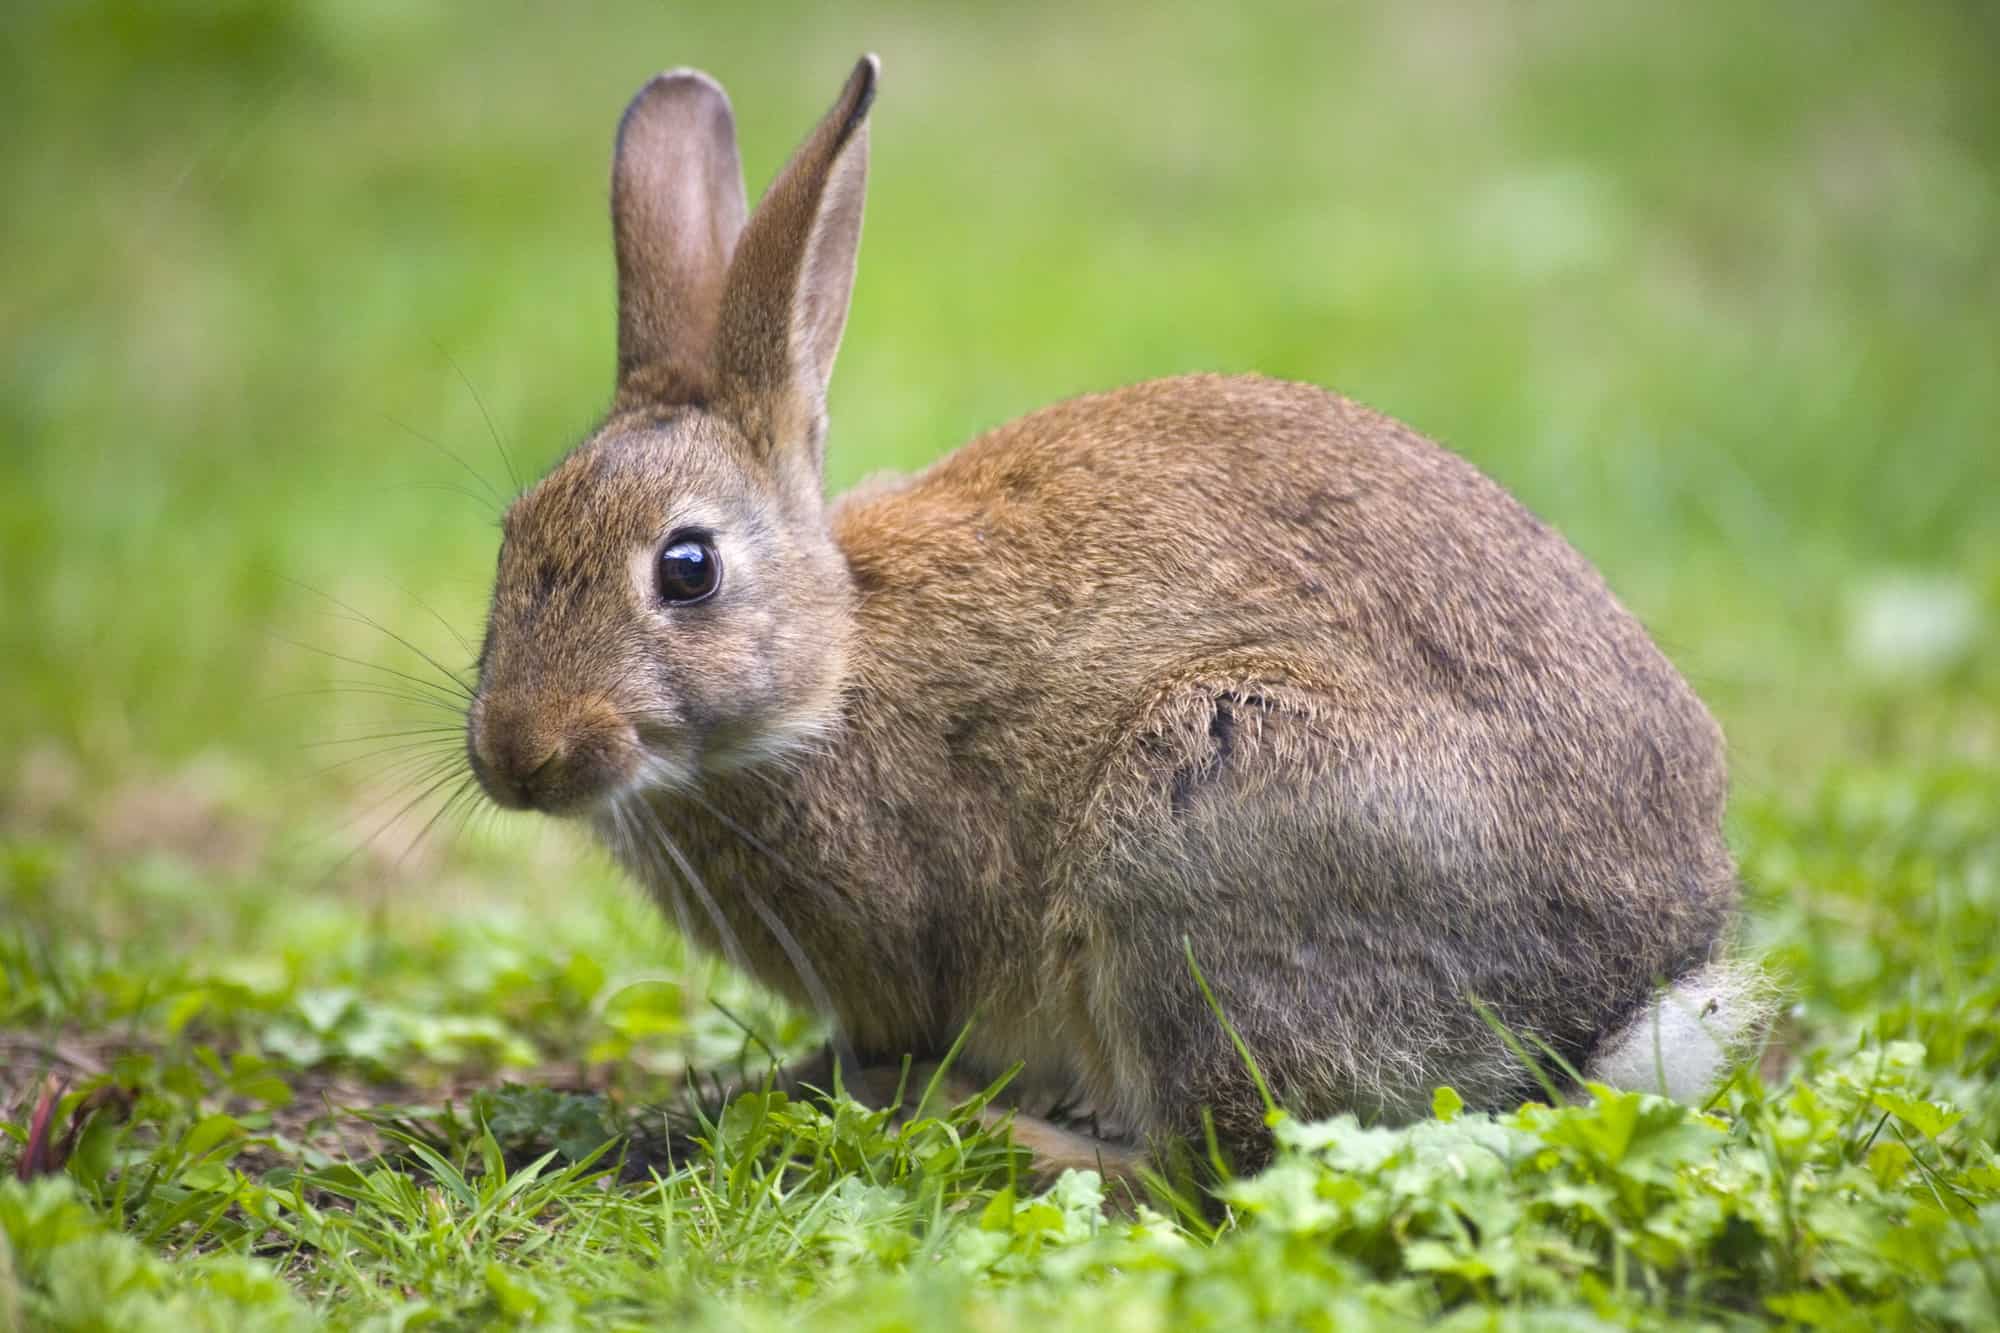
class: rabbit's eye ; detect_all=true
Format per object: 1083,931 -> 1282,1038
656,535 -> 720,604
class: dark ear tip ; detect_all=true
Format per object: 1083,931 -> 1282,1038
839,53 -> 880,135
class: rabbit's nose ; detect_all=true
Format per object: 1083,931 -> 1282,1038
467,695 -> 635,814
466,699 -> 564,810
508,742 -> 569,808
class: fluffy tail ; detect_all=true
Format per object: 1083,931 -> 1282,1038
1583,958 -> 1774,1102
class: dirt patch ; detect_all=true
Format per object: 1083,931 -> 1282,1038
1,1026 -> 629,1180
4,745 -> 268,878
0,1030 -> 140,1114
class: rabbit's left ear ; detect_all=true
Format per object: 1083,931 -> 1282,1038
611,69 -> 750,404
713,55 -> 877,469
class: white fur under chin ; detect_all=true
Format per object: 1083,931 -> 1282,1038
1583,960 -> 1770,1103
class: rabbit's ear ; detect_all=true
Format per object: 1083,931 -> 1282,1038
611,69 -> 749,403
713,55 -> 877,468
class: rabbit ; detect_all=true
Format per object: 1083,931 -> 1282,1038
464,55 -> 1767,1181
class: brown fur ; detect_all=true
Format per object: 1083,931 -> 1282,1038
465,57 -> 1748,1180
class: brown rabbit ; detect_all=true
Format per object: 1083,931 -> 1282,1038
465,56 -> 1765,1180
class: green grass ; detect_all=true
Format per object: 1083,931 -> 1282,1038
3,0 -> 1997,1327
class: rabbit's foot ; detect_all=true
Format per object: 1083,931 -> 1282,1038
998,1110 -> 1145,1186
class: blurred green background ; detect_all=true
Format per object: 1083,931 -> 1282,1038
1,0 -> 1995,911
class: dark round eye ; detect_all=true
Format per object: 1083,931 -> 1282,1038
655,535 -> 720,604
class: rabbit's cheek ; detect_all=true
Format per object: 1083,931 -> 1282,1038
628,720 -> 702,792
697,709 -> 825,775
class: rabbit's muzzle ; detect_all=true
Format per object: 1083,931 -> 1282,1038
466,692 -> 640,815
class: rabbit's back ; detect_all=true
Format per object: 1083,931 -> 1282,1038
831,373 -> 1736,1125
834,371 -> 1727,840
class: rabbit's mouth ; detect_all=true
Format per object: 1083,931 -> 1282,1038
469,691 -> 828,814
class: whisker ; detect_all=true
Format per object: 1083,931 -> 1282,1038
743,764 -> 797,804
629,800 -> 757,985
446,784 -> 487,850
458,794 -> 505,853
381,409 -> 507,513
405,480 -> 506,514
308,737 -> 466,784
604,799 -> 721,1082
274,636 -> 472,706
396,773 -> 481,870
339,749 -> 472,825
676,788 -> 860,1080
284,585 -> 477,699
388,576 -> 478,662
306,754 -> 472,890
611,798 -> 700,985
272,682 -> 470,716
678,789 -> 801,885
303,724 -> 465,749
360,762 -> 476,860
438,342 -> 522,494
315,609 -> 471,681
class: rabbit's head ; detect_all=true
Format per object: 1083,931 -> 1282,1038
466,58 -> 877,813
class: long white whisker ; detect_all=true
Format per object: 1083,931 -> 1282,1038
610,796 -> 700,978
630,799 -> 757,984
677,787 -> 860,1080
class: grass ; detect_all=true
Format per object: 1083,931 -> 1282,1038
2,0 -> 1997,1326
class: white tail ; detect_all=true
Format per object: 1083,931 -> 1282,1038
1584,960 -> 1773,1102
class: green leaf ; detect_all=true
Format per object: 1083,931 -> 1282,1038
1014,1201 -> 1066,1239
182,1113 -> 245,1160
980,1184 -> 1018,1232
600,979 -> 686,1039
67,1111 -> 120,1189
1869,1093 -> 1965,1141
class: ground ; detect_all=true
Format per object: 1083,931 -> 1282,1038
2,1 -> 1997,1328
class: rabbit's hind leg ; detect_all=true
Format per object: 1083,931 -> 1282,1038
1044,667 -> 1529,1168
